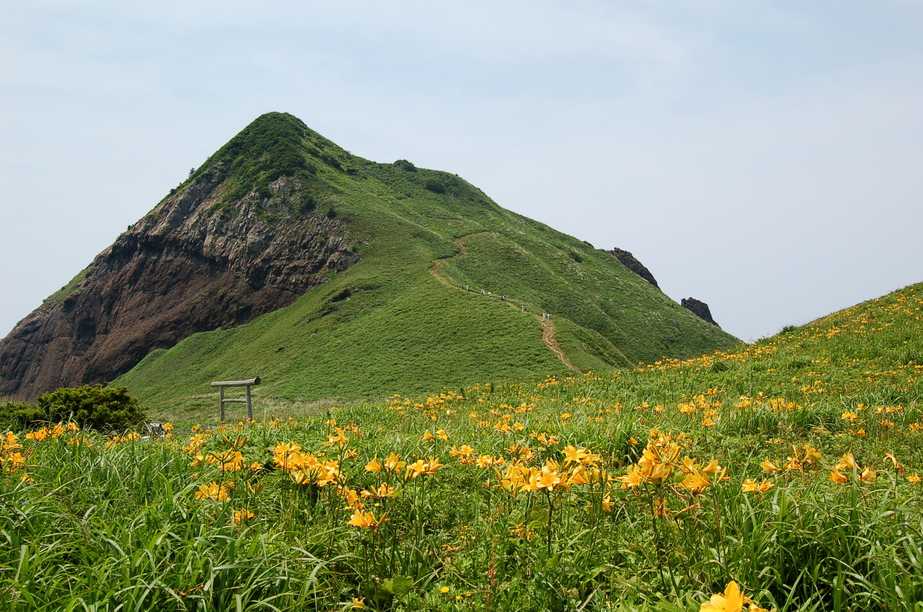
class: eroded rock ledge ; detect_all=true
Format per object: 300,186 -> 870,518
603,247 -> 659,289
681,297 -> 720,328
0,173 -> 358,400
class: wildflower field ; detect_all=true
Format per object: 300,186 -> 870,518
2,283 -> 922,611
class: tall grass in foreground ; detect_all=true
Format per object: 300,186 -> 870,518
1,283 -> 922,611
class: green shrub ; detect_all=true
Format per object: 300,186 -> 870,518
34,385 -> 147,432
423,178 -> 445,194
393,159 -> 417,172
297,194 -> 317,216
0,401 -> 44,431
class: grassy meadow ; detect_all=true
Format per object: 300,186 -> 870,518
2,282 -> 923,611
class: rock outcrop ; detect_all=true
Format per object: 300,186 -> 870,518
603,248 -> 659,288
0,117 -> 359,400
681,297 -> 720,328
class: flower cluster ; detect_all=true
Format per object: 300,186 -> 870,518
828,452 -> 877,485
195,481 -> 234,501
273,441 -> 341,487
701,581 -> 769,612
1,431 -> 26,477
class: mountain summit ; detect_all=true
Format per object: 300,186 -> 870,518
1,114 -> 358,399
0,113 -> 738,406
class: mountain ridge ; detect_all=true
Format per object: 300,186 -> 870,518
1,112 -> 740,405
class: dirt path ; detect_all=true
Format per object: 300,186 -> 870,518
539,316 -> 582,374
429,237 -> 468,286
429,234 -> 581,374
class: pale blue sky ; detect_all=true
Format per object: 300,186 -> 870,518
2,1 -> 922,342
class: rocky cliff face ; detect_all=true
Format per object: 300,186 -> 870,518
681,297 -> 720,328
602,248 -> 721,328
602,248 -> 659,289
0,167 -> 358,400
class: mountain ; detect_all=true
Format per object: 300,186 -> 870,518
0,112 -> 739,408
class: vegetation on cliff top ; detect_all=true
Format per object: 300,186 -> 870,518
196,112 -> 349,212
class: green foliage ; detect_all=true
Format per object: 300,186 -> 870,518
423,177 -> 446,193
33,384 -> 147,432
0,401 -> 43,431
189,112 -> 348,216
297,193 -> 317,215
393,159 -> 417,172
221,113 -> 313,186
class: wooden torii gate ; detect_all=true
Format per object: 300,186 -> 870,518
211,377 -> 260,422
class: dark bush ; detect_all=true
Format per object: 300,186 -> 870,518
393,159 -> 417,172
320,153 -> 342,171
34,385 -> 148,432
297,194 -> 317,216
423,178 -> 446,194
710,361 -> 731,373
0,402 -> 44,431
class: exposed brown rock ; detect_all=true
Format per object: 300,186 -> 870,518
0,171 -> 358,400
681,297 -> 720,328
603,248 -> 659,288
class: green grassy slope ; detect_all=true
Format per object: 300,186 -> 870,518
115,113 -> 738,412
6,284 -> 921,610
